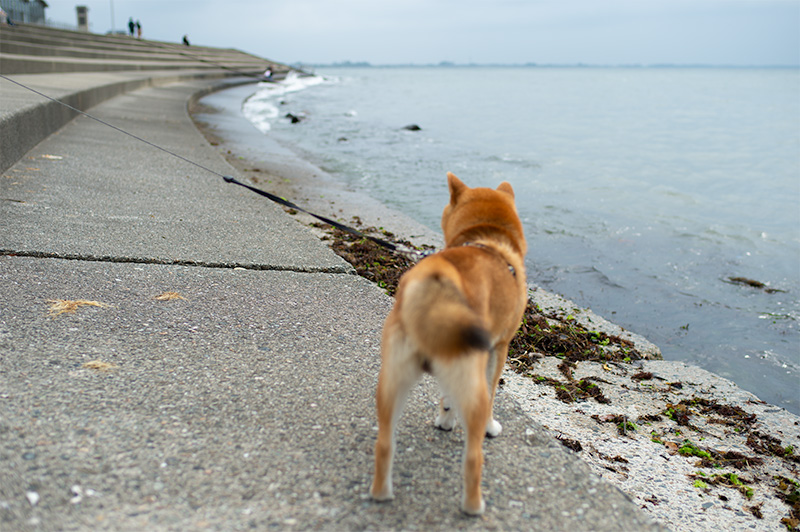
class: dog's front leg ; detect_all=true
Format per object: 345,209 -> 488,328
484,342 -> 509,438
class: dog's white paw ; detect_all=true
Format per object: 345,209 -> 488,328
435,409 -> 457,431
371,485 -> 394,502
485,418 -> 502,438
462,496 -> 486,516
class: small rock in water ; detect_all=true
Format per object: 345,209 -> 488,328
402,124 -> 421,131
285,113 -> 304,124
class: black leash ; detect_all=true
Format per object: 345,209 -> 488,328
0,74 -> 431,261
222,175 -> 402,251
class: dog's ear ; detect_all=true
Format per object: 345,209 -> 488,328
447,172 -> 466,204
497,181 -> 515,199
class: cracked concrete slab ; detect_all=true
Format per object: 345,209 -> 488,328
0,79 -> 350,273
0,255 -> 660,531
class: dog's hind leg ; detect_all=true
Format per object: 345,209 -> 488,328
434,355 -> 490,515
371,334 -> 421,502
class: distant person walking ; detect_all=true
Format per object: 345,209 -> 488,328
182,35 -> 190,46
136,20 -> 142,39
128,17 -> 135,36
0,8 -> 14,26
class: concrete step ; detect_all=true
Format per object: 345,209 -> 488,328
0,38 -> 262,63
0,53 -> 269,74
4,23 -> 240,54
0,23 -> 277,75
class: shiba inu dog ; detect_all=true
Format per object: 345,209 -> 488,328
371,172 -> 527,515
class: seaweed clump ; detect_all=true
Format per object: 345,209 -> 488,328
775,476 -> 800,530
688,471 -> 756,499
662,397 -> 757,431
507,301 -> 643,404
315,219 -> 429,296
677,439 -> 763,470
747,431 -> 800,464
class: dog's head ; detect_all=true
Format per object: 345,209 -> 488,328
441,172 -> 526,254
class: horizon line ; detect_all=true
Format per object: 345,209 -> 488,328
294,61 -> 799,69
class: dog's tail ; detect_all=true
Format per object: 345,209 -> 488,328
399,257 -> 491,358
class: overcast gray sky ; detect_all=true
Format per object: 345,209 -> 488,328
44,0 -> 799,66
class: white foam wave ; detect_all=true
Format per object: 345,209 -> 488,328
242,72 -> 327,132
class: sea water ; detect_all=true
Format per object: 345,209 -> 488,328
242,67 -> 800,414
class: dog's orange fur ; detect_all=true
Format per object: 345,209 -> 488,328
371,172 -> 527,515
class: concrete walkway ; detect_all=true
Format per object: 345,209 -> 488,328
1,22 -> 286,176
0,72 -> 664,531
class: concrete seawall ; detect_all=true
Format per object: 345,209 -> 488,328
0,22 -> 669,531
2,22 -> 796,531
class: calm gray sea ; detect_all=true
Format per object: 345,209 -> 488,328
242,66 -> 800,414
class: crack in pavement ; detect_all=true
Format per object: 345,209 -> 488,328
0,249 -> 355,274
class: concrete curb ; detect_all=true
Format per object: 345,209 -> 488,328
1,71 -> 243,175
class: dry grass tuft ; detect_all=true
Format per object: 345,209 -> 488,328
82,360 -> 118,372
154,292 -> 186,301
47,299 -> 109,316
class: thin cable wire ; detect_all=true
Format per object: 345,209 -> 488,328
0,74 -> 227,179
